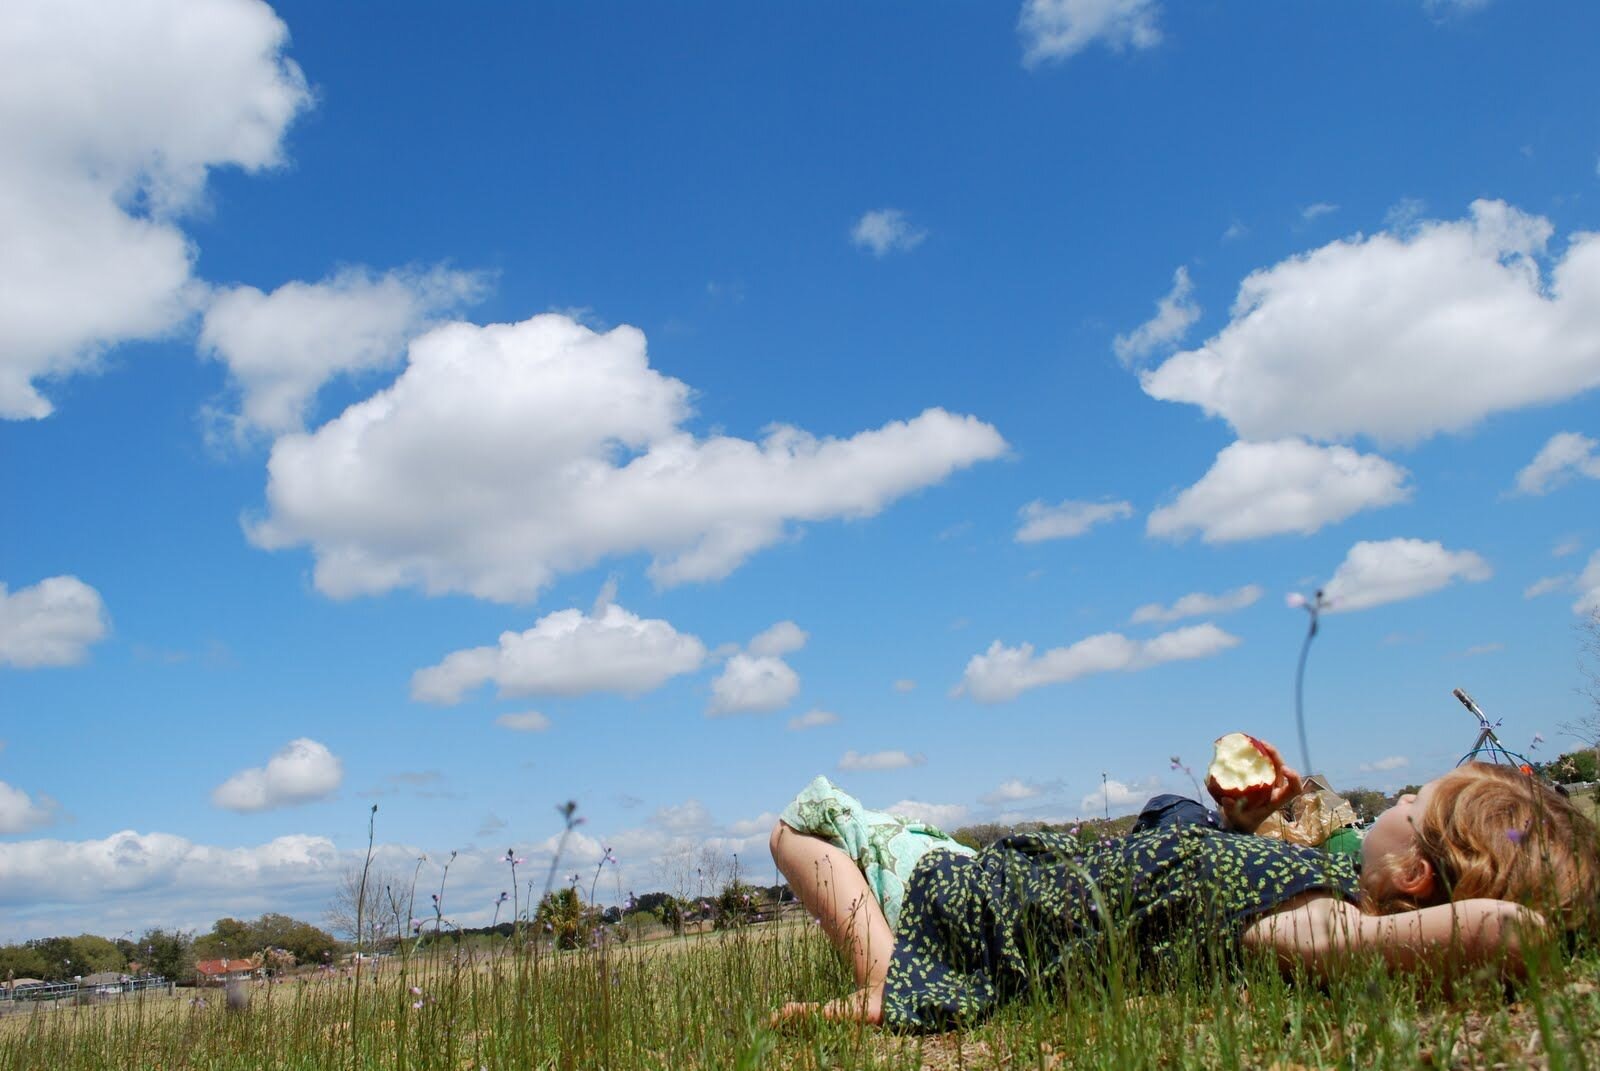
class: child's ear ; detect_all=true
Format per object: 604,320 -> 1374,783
1392,854 -> 1437,901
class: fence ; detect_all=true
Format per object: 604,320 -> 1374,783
0,975 -> 172,1012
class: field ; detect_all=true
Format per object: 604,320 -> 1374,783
3,913 -> 1599,1071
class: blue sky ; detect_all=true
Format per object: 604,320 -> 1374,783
3,0 -> 1599,942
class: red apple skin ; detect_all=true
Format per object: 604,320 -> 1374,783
1205,733 -> 1283,810
1205,773 -> 1276,811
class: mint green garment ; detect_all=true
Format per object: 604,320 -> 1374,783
779,775 -> 975,930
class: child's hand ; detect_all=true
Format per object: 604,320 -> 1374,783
1211,739 -> 1302,833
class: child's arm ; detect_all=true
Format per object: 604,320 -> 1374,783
1241,892 -> 1549,980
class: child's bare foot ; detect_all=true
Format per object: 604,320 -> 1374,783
769,984 -> 883,1027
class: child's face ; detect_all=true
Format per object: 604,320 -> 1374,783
1361,779 -> 1439,875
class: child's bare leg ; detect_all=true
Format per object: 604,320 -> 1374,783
769,819 -> 890,1023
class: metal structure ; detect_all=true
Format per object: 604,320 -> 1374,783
1452,687 -> 1536,769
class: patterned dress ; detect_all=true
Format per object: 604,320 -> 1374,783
881,795 -> 1361,1031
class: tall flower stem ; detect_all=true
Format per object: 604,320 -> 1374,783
1292,590 -> 1328,776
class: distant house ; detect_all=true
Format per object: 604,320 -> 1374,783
194,957 -> 261,986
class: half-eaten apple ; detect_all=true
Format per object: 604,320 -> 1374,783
1205,732 -> 1282,810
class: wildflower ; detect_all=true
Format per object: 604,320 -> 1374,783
1285,592 -> 1307,609
1169,755 -> 1182,769
410,986 -> 422,996
413,999 -> 424,1010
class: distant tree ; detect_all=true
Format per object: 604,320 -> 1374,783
1343,788 -> 1390,824
135,928 -> 193,983
252,913 -> 338,965
535,888 -> 594,950
1561,611 -> 1600,752
0,943 -> 48,982
1545,750 -> 1600,785
27,937 -> 78,981
191,918 -> 255,963
713,882 -> 760,930
653,894 -> 686,937
67,934 -> 125,975
951,822 -> 1013,851
326,865 -> 402,950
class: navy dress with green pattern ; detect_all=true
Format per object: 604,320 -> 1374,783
881,795 -> 1361,1031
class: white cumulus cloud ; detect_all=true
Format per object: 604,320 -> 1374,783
201,265 -> 487,438
787,709 -> 838,731
249,314 -> 1006,602
1360,756 -> 1410,773
411,602 -> 706,705
838,750 -> 926,772
211,738 -> 343,813
0,781 -> 58,834
1524,575 -> 1571,599
747,621 -> 808,657
709,654 -> 800,716
1322,539 -> 1492,614
1113,266 -> 1201,366
1019,0 -> 1162,67
1016,499 -> 1134,543
850,209 -> 927,257
1131,584 -> 1263,624
957,623 -> 1239,703
1079,777 -> 1157,818
494,711 -> 551,732
1575,551 -> 1600,617
980,779 -> 1042,805
885,800 -> 968,829
0,576 -> 110,668
1142,201 -> 1600,445
0,0 -> 311,420
1513,432 -> 1600,495
1147,439 -> 1411,543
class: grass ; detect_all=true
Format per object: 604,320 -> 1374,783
3,915 -> 1599,1070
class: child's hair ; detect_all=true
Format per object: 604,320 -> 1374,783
1362,762 -> 1600,929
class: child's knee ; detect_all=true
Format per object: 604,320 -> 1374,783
769,819 -> 793,861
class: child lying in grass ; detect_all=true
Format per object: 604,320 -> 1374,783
769,743 -> 1599,1031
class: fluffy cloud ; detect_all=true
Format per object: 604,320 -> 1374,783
1360,756 -> 1410,773
957,623 -> 1239,703
885,800 -> 969,829
787,709 -> 838,731
1131,584 -> 1263,624
838,750 -> 925,772
1575,552 -> 1600,616
1147,439 -> 1411,543
980,779 -> 1042,805
211,738 -> 343,813
0,781 -> 57,834
1113,267 -> 1200,366
748,621 -> 808,657
411,602 -> 706,705
494,711 -> 551,732
850,209 -> 927,257
1514,432 -> 1600,495
1322,539 -> 1492,613
1016,499 -> 1134,543
249,314 -> 1006,601
1019,0 -> 1162,66
1079,777 -> 1156,818
0,830 -> 338,910
1301,202 -> 1339,221
200,266 -> 487,438
893,679 -> 917,693
0,0 -> 311,419
0,576 -> 110,668
1524,575 -> 1571,599
708,654 -> 800,715
1142,201 -> 1600,445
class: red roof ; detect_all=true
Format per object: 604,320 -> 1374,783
194,958 -> 258,977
